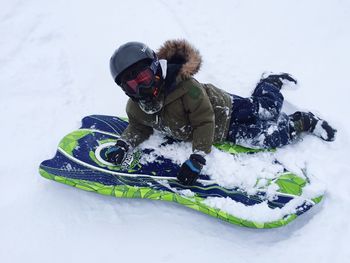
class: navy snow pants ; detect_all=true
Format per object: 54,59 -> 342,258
226,80 -> 292,149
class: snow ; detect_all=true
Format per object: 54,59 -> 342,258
1,0 -> 350,262
203,197 -> 307,223
140,132 -> 286,195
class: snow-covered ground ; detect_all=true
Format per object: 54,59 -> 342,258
1,0 -> 350,262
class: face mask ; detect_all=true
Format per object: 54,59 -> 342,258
138,95 -> 164,114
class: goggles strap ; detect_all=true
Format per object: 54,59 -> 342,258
149,54 -> 160,75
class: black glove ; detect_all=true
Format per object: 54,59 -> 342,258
105,140 -> 129,164
177,153 -> 206,185
261,73 -> 297,90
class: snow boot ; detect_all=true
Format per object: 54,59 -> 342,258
289,111 -> 336,141
260,72 -> 297,90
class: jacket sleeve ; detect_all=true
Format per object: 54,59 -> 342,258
120,99 -> 154,148
182,82 -> 215,154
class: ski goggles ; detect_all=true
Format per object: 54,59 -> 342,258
121,59 -> 160,99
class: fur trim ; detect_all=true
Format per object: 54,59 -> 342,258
157,39 -> 202,81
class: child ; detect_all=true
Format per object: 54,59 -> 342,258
107,39 -> 336,185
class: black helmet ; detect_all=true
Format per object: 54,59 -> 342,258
110,42 -> 156,85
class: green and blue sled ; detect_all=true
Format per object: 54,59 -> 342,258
39,115 -> 323,228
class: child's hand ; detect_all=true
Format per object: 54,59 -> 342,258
105,140 -> 129,165
177,154 -> 206,185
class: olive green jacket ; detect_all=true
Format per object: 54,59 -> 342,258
120,40 -> 232,154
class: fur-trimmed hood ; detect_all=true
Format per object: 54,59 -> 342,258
157,39 -> 202,81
